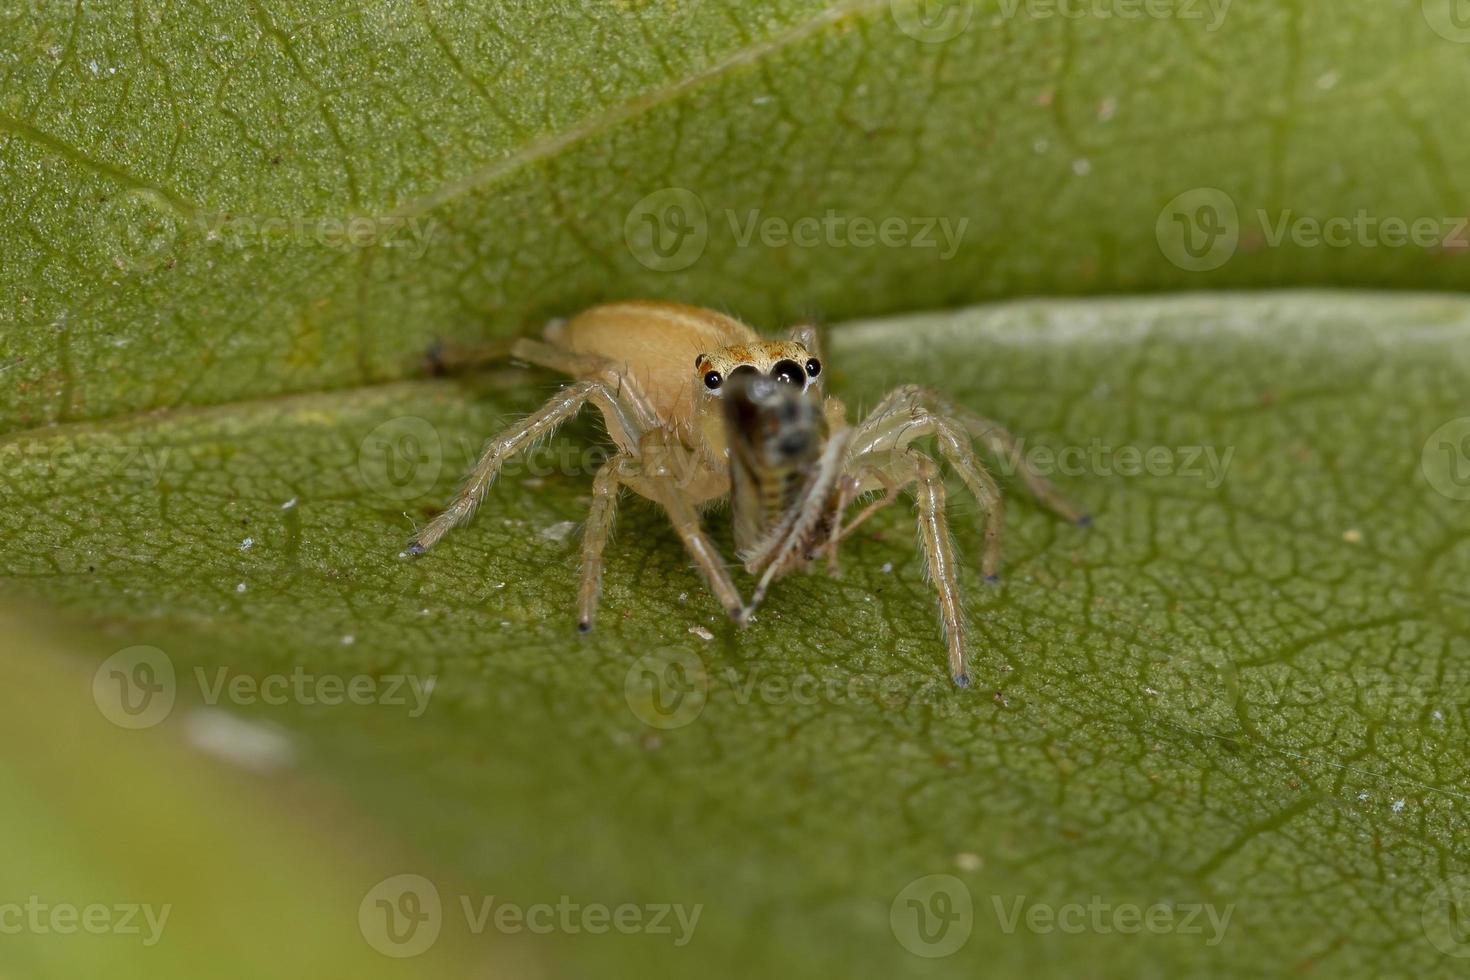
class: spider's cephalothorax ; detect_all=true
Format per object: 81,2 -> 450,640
405,301 -> 1087,686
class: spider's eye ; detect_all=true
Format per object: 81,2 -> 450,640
703,371 -> 723,391
770,359 -> 806,386
805,358 -> 822,378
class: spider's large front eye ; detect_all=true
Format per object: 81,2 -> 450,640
704,371 -> 723,391
770,359 -> 806,386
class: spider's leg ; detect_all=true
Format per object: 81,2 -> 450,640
407,380 -> 640,554
512,338 -> 660,433
625,433 -> 747,622
845,391 -> 1005,578
917,387 -> 1089,526
906,451 -> 971,687
576,453 -> 636,633
823,464 -> 901,569
923,416 -> 1007,581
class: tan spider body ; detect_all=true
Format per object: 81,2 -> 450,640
407,301 -> 1086,686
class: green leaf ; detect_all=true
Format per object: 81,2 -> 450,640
3,293 -> 1469,976
5,0 -> 1470,429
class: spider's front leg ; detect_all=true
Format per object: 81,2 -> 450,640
406,379 -> 641,555
624,430 -> 749,623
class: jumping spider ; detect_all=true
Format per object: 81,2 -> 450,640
406,301 -> 1087,685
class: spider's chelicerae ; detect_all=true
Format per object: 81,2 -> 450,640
406,300 -> 1087,686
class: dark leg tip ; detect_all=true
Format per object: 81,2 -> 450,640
953,672 -> 971,688
405,541 -> 426,556
423,339 -> 447,376
577,619 -> 592,634
984,574 -> 1001,585
1075,514 -> 1093,528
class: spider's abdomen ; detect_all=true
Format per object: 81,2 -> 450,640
548,301 -> 758,439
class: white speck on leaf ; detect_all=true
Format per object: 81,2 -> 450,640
239,537 -> 253,551
341,634 -> 355,646
184,709 -> 294,773
689,625 -> 715,641
1072,158 -> 1092,176
235,582 -> 247,593
281,497 -> 297,510
1391,799 -> 1405,813
538,520 -> 577,542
